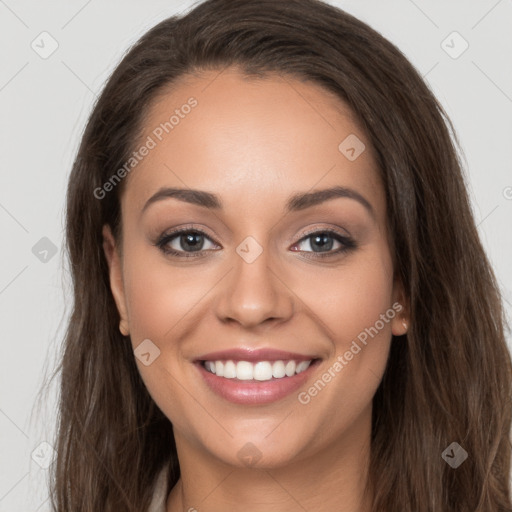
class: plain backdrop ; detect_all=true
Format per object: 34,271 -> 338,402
1,0 -> 511,510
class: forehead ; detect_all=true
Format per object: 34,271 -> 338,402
122,67 -> 384,219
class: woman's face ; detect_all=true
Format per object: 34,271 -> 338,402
104,67 -> 407,469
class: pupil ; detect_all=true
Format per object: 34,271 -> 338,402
181,232 -> 203,251
311,233 -> 333,252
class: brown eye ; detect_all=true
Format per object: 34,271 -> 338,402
291,230 -> 357,258
156,229 -> 218,257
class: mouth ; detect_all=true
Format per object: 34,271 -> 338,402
193,349 -> 322,405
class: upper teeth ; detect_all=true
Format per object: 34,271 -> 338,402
204,360 -> 312,381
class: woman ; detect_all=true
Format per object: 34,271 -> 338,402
48,0 -> 512,510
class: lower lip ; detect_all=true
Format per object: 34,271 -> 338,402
195,360 -> 320,405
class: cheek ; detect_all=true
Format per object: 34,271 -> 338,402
299,247 -> 395,420
122,247 -> 210,344
295,245 -> 394,407
121,248 -> 209,427
298,247 -> 394,347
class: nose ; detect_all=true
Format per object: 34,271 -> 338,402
214,245 -> 295,329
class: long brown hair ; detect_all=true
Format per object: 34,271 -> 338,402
45,0 -> 512,510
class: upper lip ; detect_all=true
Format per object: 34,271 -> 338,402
195,348 -> 319,363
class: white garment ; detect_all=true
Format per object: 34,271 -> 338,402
148,464 -> 169,512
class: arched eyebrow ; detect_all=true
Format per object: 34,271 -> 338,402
141,185 -> 375,219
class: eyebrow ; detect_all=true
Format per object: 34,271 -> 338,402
141,185 -> 375,218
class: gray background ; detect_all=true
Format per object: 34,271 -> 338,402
1,0 -> 511,510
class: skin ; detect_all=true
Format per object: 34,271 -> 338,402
103,67 -> 409,512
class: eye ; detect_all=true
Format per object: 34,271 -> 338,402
290,230 -> 356,258
155,228 -> 218,257
154,226 -> 357,260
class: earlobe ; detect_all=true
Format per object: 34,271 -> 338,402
391,308 -> 409,337
391,276 -> 409,337
391,315 -> 409,337
102,224 -> 130,336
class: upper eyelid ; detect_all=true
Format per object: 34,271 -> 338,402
160,226 -> 218,245
295,225 -> 351,240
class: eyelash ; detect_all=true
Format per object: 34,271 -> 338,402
154,225 -> 357,260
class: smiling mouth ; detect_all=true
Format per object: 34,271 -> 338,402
200,358 -> 321,382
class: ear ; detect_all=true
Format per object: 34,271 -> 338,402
390,274 -> 409,336
102,224 -> 130,336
